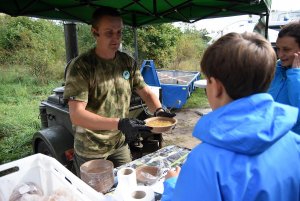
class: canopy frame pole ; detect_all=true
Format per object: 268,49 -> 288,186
265,13 -> 269,39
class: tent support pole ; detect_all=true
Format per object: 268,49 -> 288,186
265,13 -> 269,39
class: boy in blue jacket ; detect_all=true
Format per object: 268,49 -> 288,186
268,20 -> 300,134
162,32 -> 300,201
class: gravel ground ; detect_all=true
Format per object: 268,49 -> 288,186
163,108 -> 212,149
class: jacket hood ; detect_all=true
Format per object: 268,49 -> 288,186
192,93 -> 298,155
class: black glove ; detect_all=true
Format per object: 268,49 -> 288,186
154,107 -> 176,118
118,118 -> 152,143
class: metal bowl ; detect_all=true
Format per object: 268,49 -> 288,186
144,117 -> 177,133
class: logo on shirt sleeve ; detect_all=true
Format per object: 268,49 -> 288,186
123,70 -> 130,80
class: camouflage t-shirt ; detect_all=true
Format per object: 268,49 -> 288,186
63,49 -> 146,158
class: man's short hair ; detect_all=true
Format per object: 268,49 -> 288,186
201,32 -> 276,100
278,20 -> 300,48
91,6 -> 121,28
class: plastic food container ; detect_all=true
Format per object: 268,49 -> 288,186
0,154 -> 103,201
80,159 -> 114,193
135,165 -> 161,185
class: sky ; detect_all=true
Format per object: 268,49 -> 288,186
174,0 -> 300,33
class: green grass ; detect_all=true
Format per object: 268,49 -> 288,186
183,88 -> 209,109
0,67 -> 62,164
168,59 -> 201,72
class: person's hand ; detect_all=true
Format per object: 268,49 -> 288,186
165,166 -> 181,180
118,118 -> 152,143
154,108 -> 176,118
292,52 -> 300,68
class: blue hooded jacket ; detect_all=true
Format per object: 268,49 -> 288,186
268,60 -> 300,134
162,93 -> 300,201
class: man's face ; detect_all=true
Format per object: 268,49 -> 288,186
93,15 -> 123,53
276,36 -> 300,67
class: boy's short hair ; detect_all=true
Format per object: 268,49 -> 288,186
278,20 -> 300,47
201,32 -> 276,100
91,6 -> 121,28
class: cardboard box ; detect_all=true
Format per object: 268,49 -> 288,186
0,154 -> 105,201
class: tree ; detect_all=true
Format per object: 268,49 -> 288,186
139,24 -> 181,68
77,23 -> 95,54
122,24 -> 181,68
174,28 -> 209,70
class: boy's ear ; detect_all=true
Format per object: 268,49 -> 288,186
210,77 -> 224,98
209,77 -> 232,108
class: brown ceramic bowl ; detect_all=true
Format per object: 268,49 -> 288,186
136,166 -> 160,185
144,117 -> 177,133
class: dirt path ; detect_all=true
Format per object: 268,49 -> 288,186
163,108 -> 212,149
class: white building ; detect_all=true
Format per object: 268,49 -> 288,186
206,10 -> 300,45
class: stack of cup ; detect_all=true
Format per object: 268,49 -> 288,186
80,159 -> 114,194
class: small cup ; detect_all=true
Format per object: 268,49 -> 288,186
136,166 -> 160,185
80,159 -> 114,193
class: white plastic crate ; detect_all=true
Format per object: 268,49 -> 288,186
0,154 -> 105,201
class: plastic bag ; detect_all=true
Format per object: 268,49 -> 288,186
44,188 -> 77,201
136,157 -> 170,185
9,182 -> 44,201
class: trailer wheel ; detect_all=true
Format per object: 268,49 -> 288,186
32,126 -> 74,168
36,140 -> 54,157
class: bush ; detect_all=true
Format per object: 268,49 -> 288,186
170,28 -> 209,71
0,15 -> 65,83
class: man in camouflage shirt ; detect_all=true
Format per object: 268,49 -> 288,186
63,6 -> 174,176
